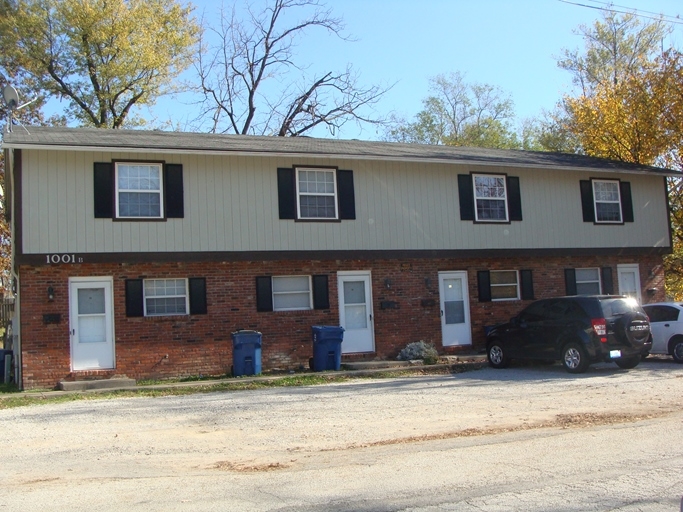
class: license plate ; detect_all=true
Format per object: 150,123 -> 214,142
610,350 -> 622,359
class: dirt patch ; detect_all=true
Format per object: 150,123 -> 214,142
326,410 -> 669,451
212,461 -> 292,472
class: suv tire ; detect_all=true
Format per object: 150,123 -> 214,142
562,342 -> 589,374
670,337 -> 683,364
614,356 -> 640,369
487,341 -> 509,369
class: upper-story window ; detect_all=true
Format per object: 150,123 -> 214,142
592,179 -> 622,223
296,168 -> 338,220
116,162 -> 164,219
473,173 -> 509,222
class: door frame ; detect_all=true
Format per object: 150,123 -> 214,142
69,276 -> 115,371
337,270 -> 375,354
617,264 -> 642,303
438,271 -> 472,347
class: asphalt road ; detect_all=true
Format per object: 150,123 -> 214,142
1,358 -> 682,511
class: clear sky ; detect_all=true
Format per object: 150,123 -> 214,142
148,0 -> 683,139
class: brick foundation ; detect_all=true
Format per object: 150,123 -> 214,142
17,253 -> 665,389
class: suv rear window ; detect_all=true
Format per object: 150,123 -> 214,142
599,297 -> 642,318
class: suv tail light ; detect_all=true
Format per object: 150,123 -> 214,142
592,318 -> 608,342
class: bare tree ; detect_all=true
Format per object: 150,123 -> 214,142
195,0 -> 388,136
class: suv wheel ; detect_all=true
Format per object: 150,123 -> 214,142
614,356 -> 640,369
671,337 -> 683,364
487,341 -> 509,369
562,342 -> 589,374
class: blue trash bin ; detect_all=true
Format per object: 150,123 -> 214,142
231,330 -> 262,377
311,326 -> 344,372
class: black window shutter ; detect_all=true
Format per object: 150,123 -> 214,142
164,164 -> 184,218
507,176 -> 523,221
337,170 -> 356,220
312,275 -> 330,310
564,269 -> 577,296
94,162 -> 114,218
125,279 -> 144,317
256,276 -> 273,312
458,174 -> 475,221
580,180 -> 595,222
620,181 -> 634,222
188,278 -> 207,314
520,270 -> 534,300
601,267 -> 614,295
277,168 -> 296,219
477,270 -> 491,302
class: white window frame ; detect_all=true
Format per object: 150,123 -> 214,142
115,162 -> 164,219
295,167 -> 338,220
143,278 -> 189,317
272,276 -> 313,311
490,270 -> 519,301
473,173 -> 509,222
576,268 -> 602,295
592,179 -> 622,224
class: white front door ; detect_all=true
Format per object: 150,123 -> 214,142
439,271 -> 472,347
338,272 -> 374,353
617,264 -> 642,303
69,277 -> 115,371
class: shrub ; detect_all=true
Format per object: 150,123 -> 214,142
397,341 -> 439,365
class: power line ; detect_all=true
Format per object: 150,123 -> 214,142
558,0 -> 683,25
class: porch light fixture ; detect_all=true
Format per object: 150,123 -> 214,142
384,278 -> 391,289
47,286 -> 55,302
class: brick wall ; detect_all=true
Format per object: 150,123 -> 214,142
18,253 -> 665,389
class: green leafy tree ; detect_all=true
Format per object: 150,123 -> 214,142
551,11 -> 683,298
385,72 -> 523,149
0,0 -> 199,128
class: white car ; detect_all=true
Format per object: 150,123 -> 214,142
642,302 -> 683,363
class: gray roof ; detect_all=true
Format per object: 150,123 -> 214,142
2,125 -> 677,175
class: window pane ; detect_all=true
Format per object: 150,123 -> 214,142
576,268 -> 599,282
475,176 -> 506,198
443,278 -> 463,302
593,181 -> 619,201
119,192 -> 161,217
273,276 -> 309,293
491,285 -> 518,300
344,304 -> 367,329
343,281 -> 366,305
273,292 -> 311,310
444,300 -> 465,324
78,316 -> 106,343
491,271 -> 517,285
146,297 -> 187,315
576,282 -> 601,295
78,288 -> 105,315
596,202 -> 621,222
299,195 -> 336,218
476,199 -> 507,220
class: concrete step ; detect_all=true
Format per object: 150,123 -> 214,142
58,377 -> 136,391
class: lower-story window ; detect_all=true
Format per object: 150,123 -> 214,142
575,268 -> 601,295
490,270 -> 519,300
144,278 -> 189,316
272,276 -> 312,311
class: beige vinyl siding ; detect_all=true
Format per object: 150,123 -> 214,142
20,150 -> 671,255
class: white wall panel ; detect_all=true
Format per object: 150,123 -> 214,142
20,149 -> 671,255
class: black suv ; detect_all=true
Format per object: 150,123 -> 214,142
486,296 -> 652,373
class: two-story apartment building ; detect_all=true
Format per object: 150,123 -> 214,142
2,126 -> 675,389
